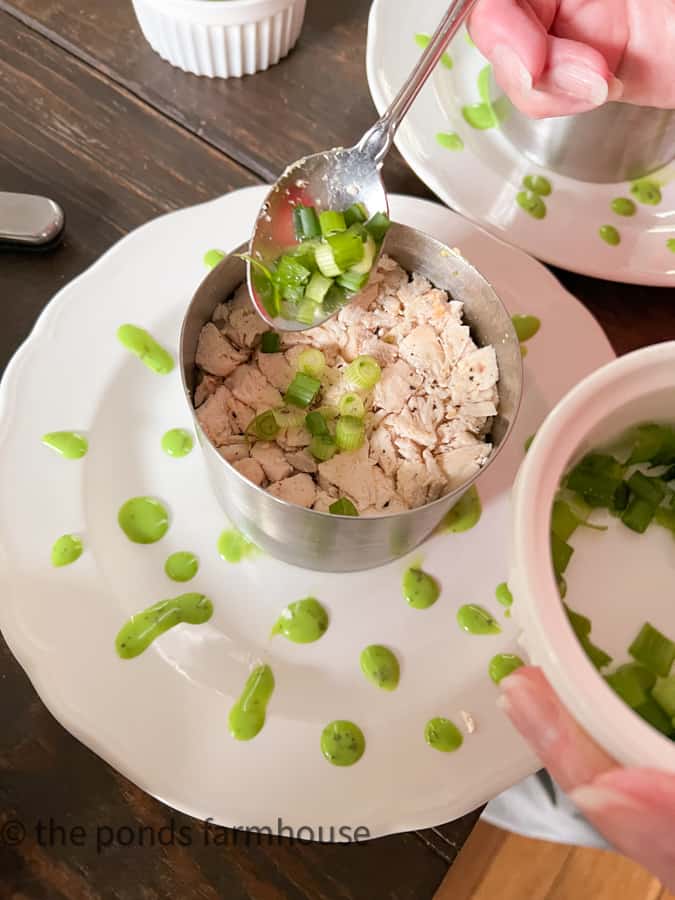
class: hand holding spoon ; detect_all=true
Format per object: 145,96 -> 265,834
247,0 -> 478,331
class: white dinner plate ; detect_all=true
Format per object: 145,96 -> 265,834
0,187 -> 615,839
367,0 -> 675,287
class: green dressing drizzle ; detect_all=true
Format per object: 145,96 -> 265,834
320,720 -> 365,766
51,534 -> 83,567
517,192 -> 546,220
217,528 -> 258,563
495,582 -> 514,610
611,197 -> 636,217
41,431 -> 88,459
117,324 -> 173,375
116,593 -> 213,659
457,604 -> 502,635
438,485 -> 482,533
631,180 -> 662,206
599,225 -> 620,246
462,66 -> 500,130
489,653 -> 525,684
424,717 -> 463,752
161,429 -> 194,458
522,175 -> 551,196
436,132 -> 464,151
403,566 -> 440,609
512,314 -> 541,343
204,249 -> 226,269
414,33 -> 452,69
228,664 -> 275,741
271,597 -> 328,643
118,497 -> 169,544
360,645 -> 400,691
164,551 -> 199,583
667,239 -> 675,253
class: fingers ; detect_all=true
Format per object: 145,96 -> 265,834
571,770 -> 675,890
552,0 -> 629,72
498,666 -> 616,791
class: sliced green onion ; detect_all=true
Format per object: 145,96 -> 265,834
655,506 -> 675,533
614,663 -> 657,692
635,697 -> 673,735
275,254 -> 311,290
566,453 -> 624,508
314,243 -> 342,277
289,241 -> 319,272
238,254 -> 281,319
350,235 -> 377,275
319,210 -> 346,235
343,202 -> 368,226
281,283 -> 305,304
204,248 -> 225,269
326,230 -> 364,270
629,622 -> 675,677
627,471 -> 666,506
551,500 -> 581,542
305,271 -> 333,304
248,410 -> 280,441
293,205 -> 321,241
550,531 -> 574,576
329,498 -> 359,516
564,604 -> 591,638
305,411 -> 329,437
284,372 -> 321,408
662,464 -> 675,483
621,496 -> 655,534
339,393 -> 365,418
611,481 -> 630,513
579,634 -> 613,670
335,416 -> 365,451
297,348 -> 326,379
316,405 -> 339,420
365,212 -> 392,243
556,573 -> 567,599
309,434 -> 337,461
336,270 -> 369,294
261,332 -> 281,354
272,406 -> 305,428
346,355 -> 381,390
652,676 -> 675,718
629,424 -> 675,465
322,283 -> 347,313
606,667 -> 648,709
296,300 -> 318,326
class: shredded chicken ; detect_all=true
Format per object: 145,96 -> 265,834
192,255 -> 498,513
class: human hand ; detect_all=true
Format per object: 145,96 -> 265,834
498,666 -> 675,889
469,0 -> 675,117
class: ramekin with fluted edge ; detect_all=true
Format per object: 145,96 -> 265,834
510,341 -> 675,774
131,0 -> 307,79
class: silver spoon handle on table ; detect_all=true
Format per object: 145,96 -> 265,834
0,192 -> 65,249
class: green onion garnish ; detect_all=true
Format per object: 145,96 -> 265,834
316,405 -> 339,420
275,255 -> 312,291
344,203 -> 368,226
326,230 -> 364,270
329,498 -> 359,516
248,410 -> 280,441
272,406 -> 306,428
309,434 -> 337,461
322,284 -> 347,313
365,212 -> 392,243
336,270 -> 369,294
629,622 -> 675,677
551,532 -> 574,576
204,249 -> 225,269
305,271 -> 333,305
297,348 -> 326,379
652,676 -> 675,718
627,471 -> 666,506
655,506 -> 675,533
305,411 -> 329,437
345,355 -> 381,390
551,500 -> 581,542
319,210 -> 346,235
613,662 -> 656,692
564,604 -> 591,638
293,205 -> 321,241
566,453 -> 624,508
635,698 -> 673,736
606,667 -> 648,709
611,481 -> 630,513
314,242 -> 342,278
296,300 -> 318,326
335,416 -> 365,452
261,332 -> 281,354
621,496 -> 655,534
580,634 -> 613,670
284,372 -> 321,408
629,424 -> 675,465
238,254 -> 281,319
338,393 -> 365,418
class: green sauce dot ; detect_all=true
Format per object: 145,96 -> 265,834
489,653 -> 524,684
457,604 -> 502,635
436,132 -> 464,151
161,428 -> 194,458
271,597 -> 328,643
517,191 -> 546,220
631,180 -> 662,206
403,566 -> 440,609
424,717 -> 463,753
360,645 -> 400,691
165,551 -> 199,583
415,33 -> 452,68
522,175 -> 551,196
599,225 -> 621,246
118,497 -> 169,544
438,485 -> 482,534
42,431 -> 88,459
204,249 -> 226,269
217,528 -> 258,563
495,582 -> 514,609
115,593 -> 213,659
51,534 -> 83,567
511,314 -> 541,343
611,197 -> 636,217
228,665 -> 275,741
667,239 -> 675,253
117,324 -> 173,375
320,720 -> 365,767
524,433 -> 536,453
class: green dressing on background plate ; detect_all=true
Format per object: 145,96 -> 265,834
403,566 -> 440,609
599,225 -> 620,246
414,33 -> 452,69
360,645 -> 400,691
164,551 -> 199,583
271,597 -> 328,643
517,192 -> 546,220
116,593 -> 213,659
424,717 -> 463,752
118,497 -> 169,544
228,665 -> 275,741
438,485 -> 482,533
631,180 -> 662,206
522,175 -> 551,196
42,431 -> 88,459
611,197 -> 636,217
117,324 -> 173,375
320,720 -> 365,766
511,314 -> 540,343
436,132 -> 464,151
218,528 -> 258,563
161,429 -> 194,458
457,604 -> 501,635
489,653 -> 524,684
51,534 -> 83,567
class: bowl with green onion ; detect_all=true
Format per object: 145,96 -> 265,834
180,223 -> 523,572
511,341 -> 675,772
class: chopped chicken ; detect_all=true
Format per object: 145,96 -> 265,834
193,255 -> 498,513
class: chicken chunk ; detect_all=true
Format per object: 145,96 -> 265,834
233,458 -> 265,486
369,426 -> 398,476
373,360 -> 419,415
399,325 -> 445,381
318,443 -> 374,510
225,364 -> 283,412
196,385 -> 236,446
256,349 -> 294,392
267,473 -> 317,508
450,346 -> 499,404
251,442 -> 293,482
436,443 -> 492,489
195,323 -> 248,377
218,443 -> 249,464
218,283 -> 268,349
193,373 -> 221,408
286,449 -> 318,474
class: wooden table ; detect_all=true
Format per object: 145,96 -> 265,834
0,1 -> 673,896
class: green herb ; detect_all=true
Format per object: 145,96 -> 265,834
260,332 -> 281,354
329,498 -> 359,516
335,416 -> 365,451
284,373 -> 321,408
305,411 -> 329,437
309,434 -> 337,461
629,622 -> 675,677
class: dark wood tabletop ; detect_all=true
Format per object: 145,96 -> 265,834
1,1 -> 674,897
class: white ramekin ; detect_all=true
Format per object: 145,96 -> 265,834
131,0 -> 307,78
511,341 -> 675,773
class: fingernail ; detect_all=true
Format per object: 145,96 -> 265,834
498,673 -> 562,752
570,785 -> 633,813
549,63 -> 608,105
492,44 -> 533,93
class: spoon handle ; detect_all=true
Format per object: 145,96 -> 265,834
357,0 -> 479,166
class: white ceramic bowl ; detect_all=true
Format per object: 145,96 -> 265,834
131,0 -> 307,78
511,341 -> 675,774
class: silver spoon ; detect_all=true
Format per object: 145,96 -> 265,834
247,0 -> 479,331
